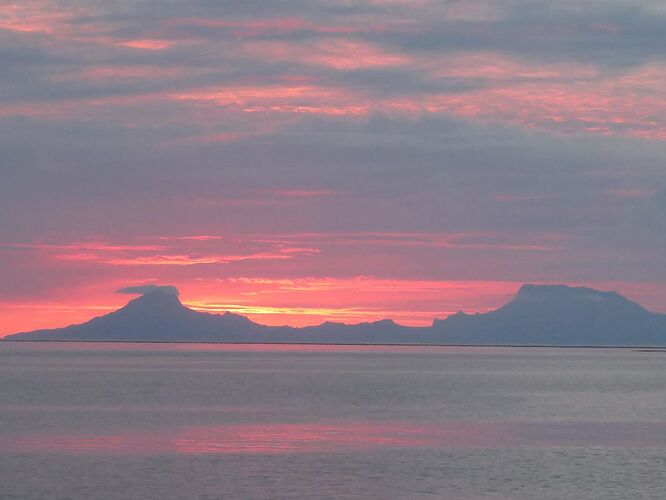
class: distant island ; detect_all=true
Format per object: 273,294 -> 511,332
4,284 -> 666,346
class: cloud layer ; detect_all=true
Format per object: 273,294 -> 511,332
116,284 -> 180,297
1,0 -> 666,334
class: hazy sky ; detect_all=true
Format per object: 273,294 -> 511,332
2,0 -> 666,334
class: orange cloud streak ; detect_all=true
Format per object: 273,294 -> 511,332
118,39 -> 172,50
180,277 -> 520,327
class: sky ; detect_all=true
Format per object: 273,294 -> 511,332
2,0 -> 666,335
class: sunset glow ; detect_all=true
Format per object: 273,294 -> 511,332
2,0 -> 666,336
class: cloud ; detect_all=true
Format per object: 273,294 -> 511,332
2,0 -> 666,330
116,284 -> 180,296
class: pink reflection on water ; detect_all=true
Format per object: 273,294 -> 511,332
2,421 -> 504,455
4,421 -> 665,455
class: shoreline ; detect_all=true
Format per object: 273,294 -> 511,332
2,339 -> 665,349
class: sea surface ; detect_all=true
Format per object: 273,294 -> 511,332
1,342 -> 666,499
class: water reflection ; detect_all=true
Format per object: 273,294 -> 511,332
4,421 -> 666,455
0,341 -> 521,354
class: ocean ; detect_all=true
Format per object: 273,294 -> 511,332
1,342 -> 665,499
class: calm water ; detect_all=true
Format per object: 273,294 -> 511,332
1,343 -> 666,499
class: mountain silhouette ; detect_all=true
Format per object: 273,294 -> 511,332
433,284 -> 666,346
7,289 -> 276,342
5,284 -> 666,345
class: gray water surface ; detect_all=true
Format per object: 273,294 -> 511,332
1,342 -> 665,499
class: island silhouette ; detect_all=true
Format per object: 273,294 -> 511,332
5,284 -> 666,346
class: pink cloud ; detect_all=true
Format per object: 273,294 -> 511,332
254,231 -> 564,252
118,39 -> 173,50
2,238 -> 319,268
273,189 -> 338,199
419,62 -> 666,139
163,17 -> 384,38
0,1 -> 75,34
244,39 -> 407,70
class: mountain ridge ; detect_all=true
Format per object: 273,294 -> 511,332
5,284 -> 666,346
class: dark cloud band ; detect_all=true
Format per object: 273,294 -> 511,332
116,285 -> 180,296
